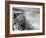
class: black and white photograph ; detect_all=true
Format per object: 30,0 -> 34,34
10,4 -> 43,34
12,7 -> 40,31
